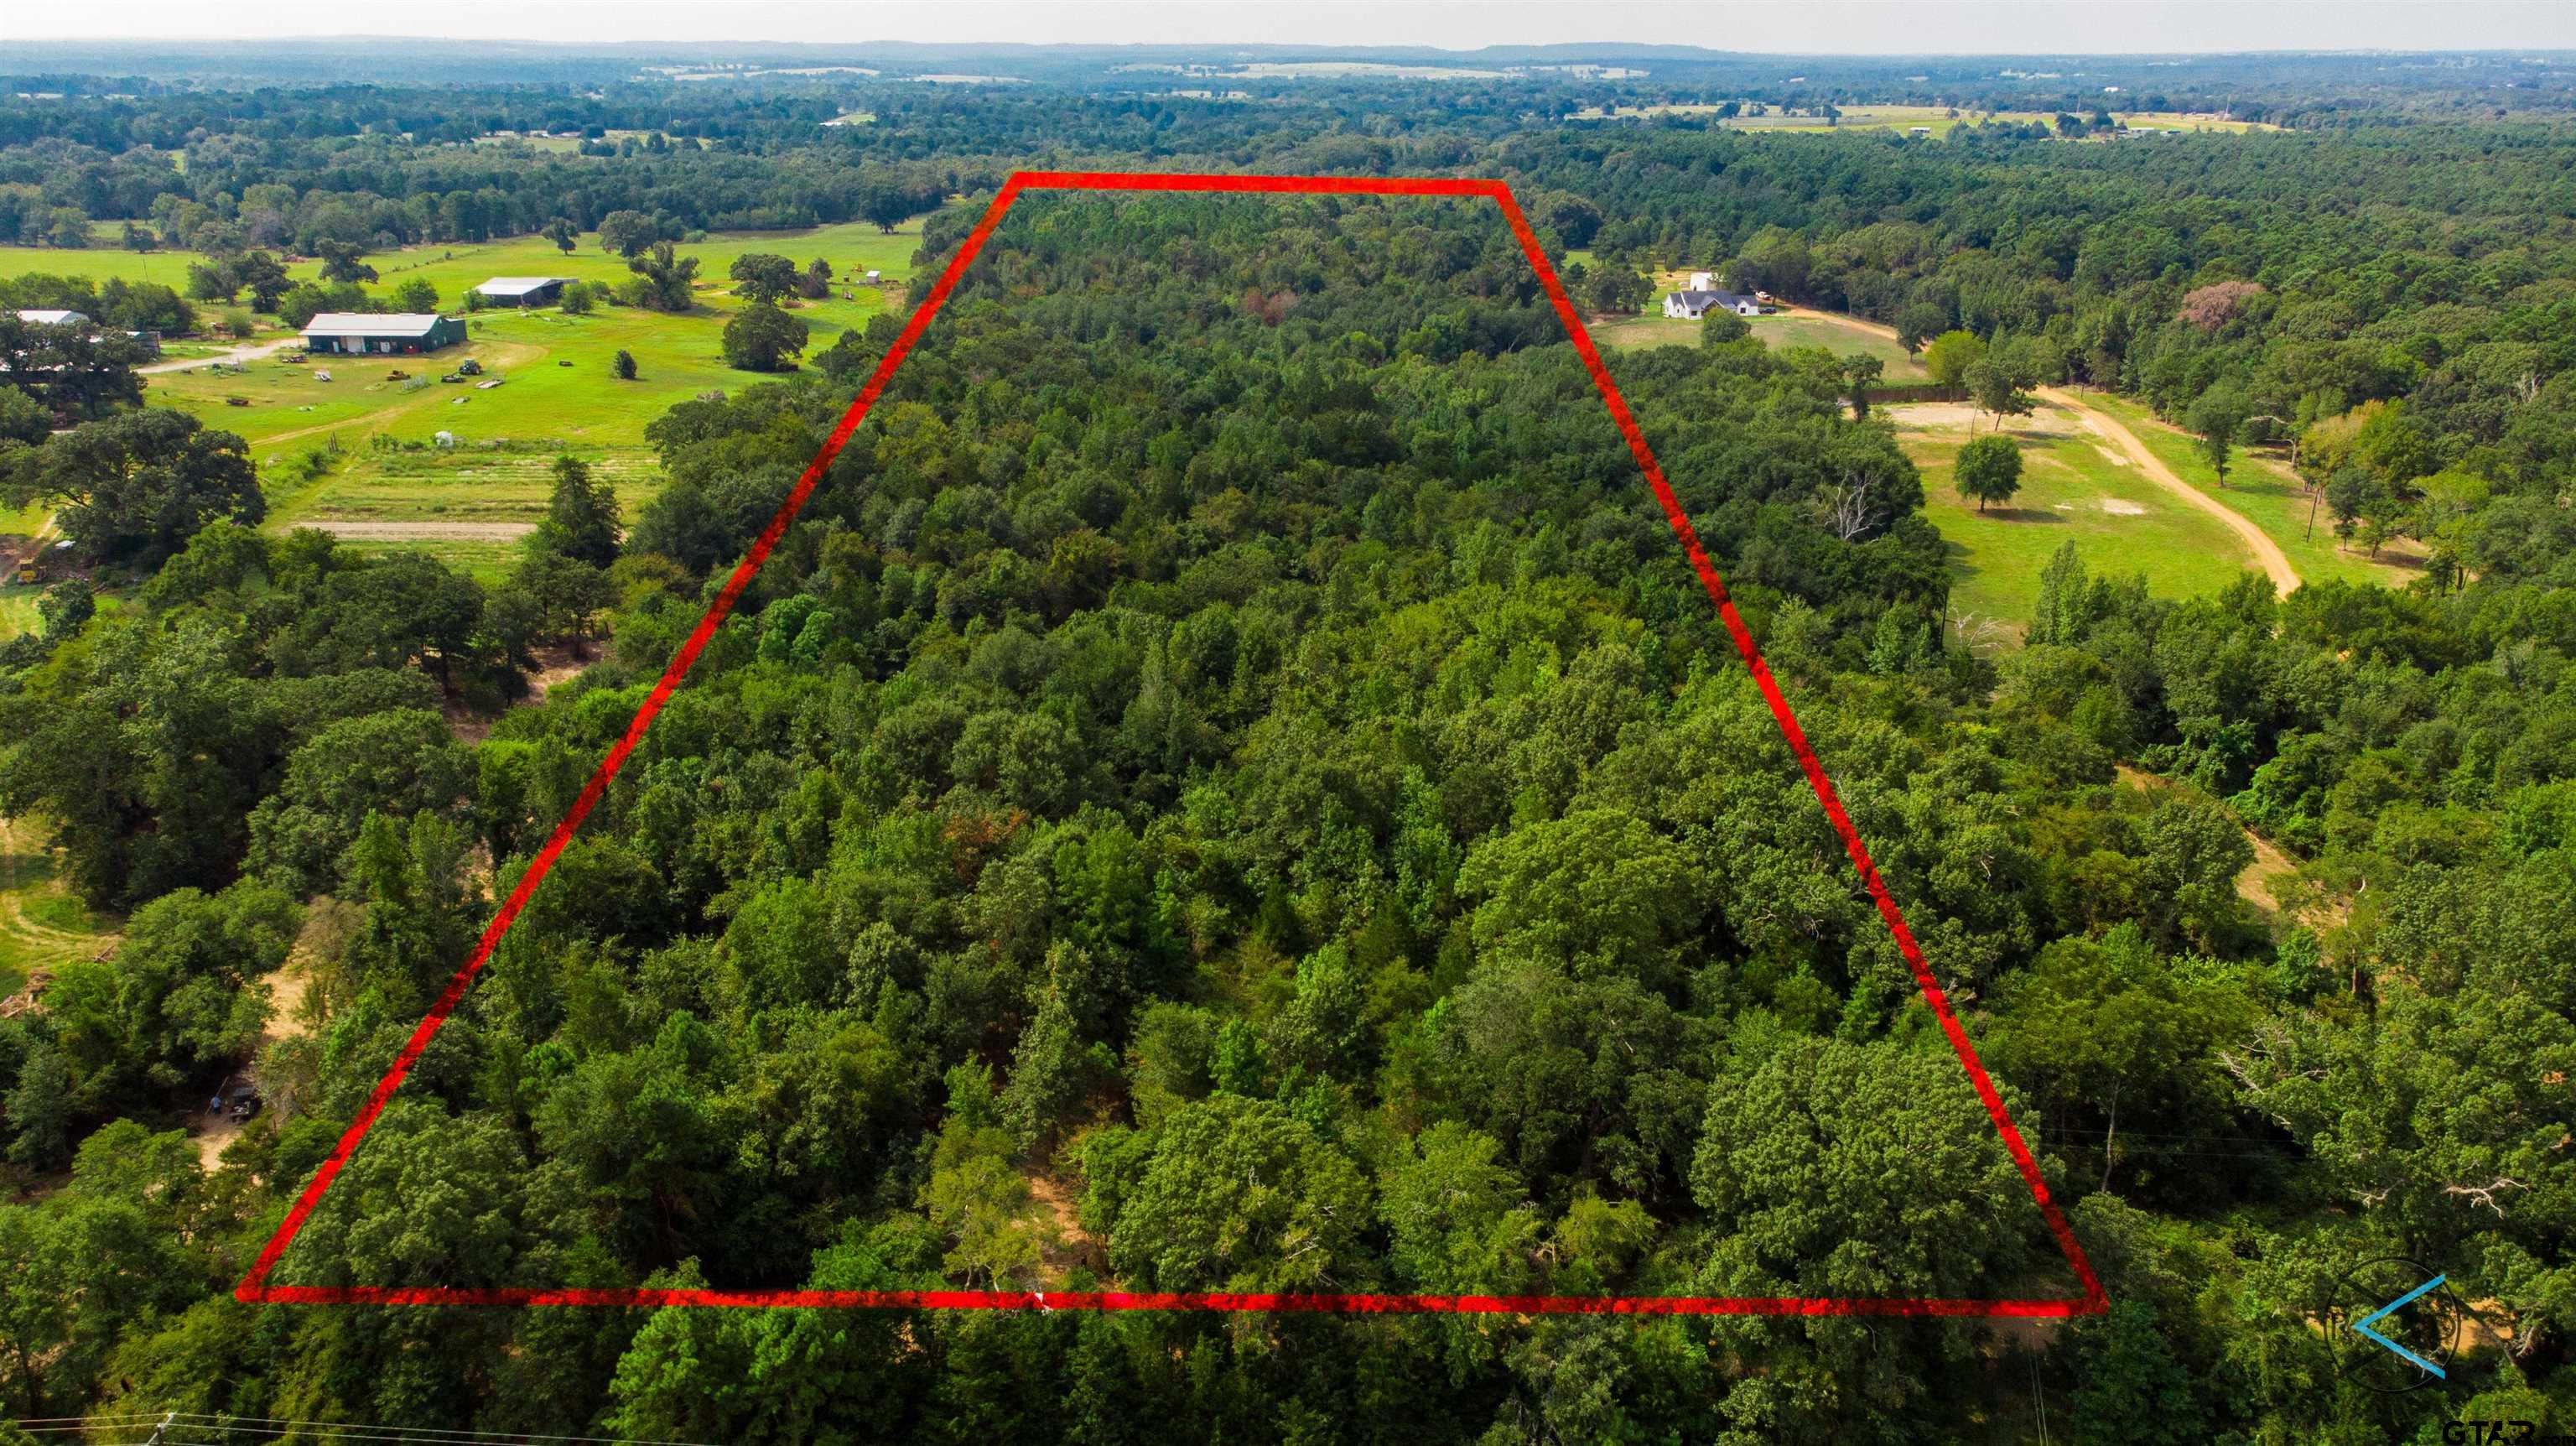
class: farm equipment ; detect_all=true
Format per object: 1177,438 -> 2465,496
387,369 -> 409,380
457,357 -> 484,376
226,396 -> 250,406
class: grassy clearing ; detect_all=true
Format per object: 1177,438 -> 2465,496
0,217 -> 924,321
1568,103 -> 2275,137
358,220 -> 923,313
1588,314 -> 1703,351
1573,104 -> 2021,134
0,814 -> 117,998
1589,309 -> 1929,380
2113,112 -> 2279,133
0,586 -> 40,642
2065,388 -> 2421,590
1894,400 -> 2267,637
0,243 -> 250,289
1754,315 -> 1926,378
58,212 -> 947,577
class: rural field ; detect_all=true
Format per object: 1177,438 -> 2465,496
0,216 -> 940,592
1893,398 -> 2267,633
1569,102 -> 2275,135
2065,387 -> 2421,589
1592,305 -> 1930,379
0,814 -> 117,1005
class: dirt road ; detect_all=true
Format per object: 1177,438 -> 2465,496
2039,387 -> 2298,595
138,335 -> 303,374
309,521 -> 535,544
1778,305 -> 1903,341
1757,307 -> 2302,595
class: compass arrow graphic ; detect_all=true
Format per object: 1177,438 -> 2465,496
2353,1273 -> 2448,1378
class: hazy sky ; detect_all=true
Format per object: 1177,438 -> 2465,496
9,1 -> 2575,51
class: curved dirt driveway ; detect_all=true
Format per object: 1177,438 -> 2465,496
1768,308 -> 2301,595
2038,387 -> 2298,596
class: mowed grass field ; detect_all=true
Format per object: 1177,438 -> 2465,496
1573,102 -> 1992,133
2064,388 -> 2421,590
1591,308 -> 1929,379
1569,104 -> 2275,137
0,814 -> 118,1000
1893,399 -> 2267,637
0,215 -> 945,586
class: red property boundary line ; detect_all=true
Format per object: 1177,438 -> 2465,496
234,171 -> 2109,1320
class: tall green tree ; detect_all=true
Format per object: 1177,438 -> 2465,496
531,455 -> 621,568
9,408 -> 261,566
1954,433 -> 2023,512
721,302 -> 810,372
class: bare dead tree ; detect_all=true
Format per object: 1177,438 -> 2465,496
1822,476 -> 1876,541
2443,1177 -> 2527,1217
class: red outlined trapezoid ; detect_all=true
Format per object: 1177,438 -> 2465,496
234,170 -> 2111,1321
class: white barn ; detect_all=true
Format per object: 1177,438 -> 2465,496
472,277 -> 573,307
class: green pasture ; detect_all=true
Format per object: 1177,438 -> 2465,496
1898,401 -> 2265,636
0,585 -> 40,642
0,242 -> 240,289
360,220 -> 923,313
1568,103 -> 2272,138
153,298 -> 852,452
0,812 -> 117,997
0,216 -> 928,326
1753,315 -> 1927,378
2111,112 -> 2278,133
1587,314 -> 1701,351
1571,103 -> 2010,134
2065,388 -> 2418,590
1588,309 -> 1928,379
14,211 -> 952,578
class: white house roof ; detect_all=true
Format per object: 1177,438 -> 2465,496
301,313 -> 449,337
15,309 -> 88,326
472,277 -> 571,297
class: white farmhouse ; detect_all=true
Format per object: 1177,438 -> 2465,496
1663,288 -> 1765,320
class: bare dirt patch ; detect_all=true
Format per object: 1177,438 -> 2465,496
522,644 -> 589,706
138,335 -> 302,375
2116,765 -> 2302,916
311,521 -> 536,543
1027,1172 -> 1105,1286
1883,401 -> 1981,429
2045,388 -> 2298,596
190,913 -> 331,1169
2099,498 -> 2146,516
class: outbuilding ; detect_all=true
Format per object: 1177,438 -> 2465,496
472,277 -> 573,307
13,308 -> 89,326
300,313 -> 465,356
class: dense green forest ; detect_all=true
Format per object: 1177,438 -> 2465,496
3,48 -> 2576,1445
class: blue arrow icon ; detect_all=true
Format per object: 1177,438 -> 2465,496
2353,1273 -> 2448,1378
